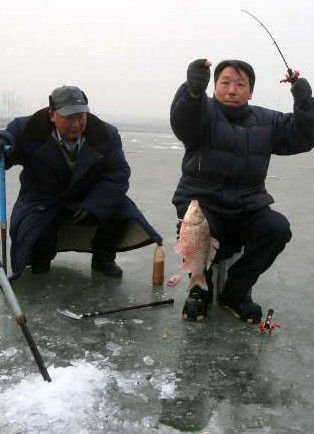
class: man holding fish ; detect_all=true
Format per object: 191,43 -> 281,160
171,59 -> 314,322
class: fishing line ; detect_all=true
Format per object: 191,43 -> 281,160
241,9 -> 298,81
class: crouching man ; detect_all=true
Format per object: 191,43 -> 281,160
170,59 -> 314,322
0,85 -> 162,280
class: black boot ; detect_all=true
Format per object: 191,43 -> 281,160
31,226 -> 57,274
91,252 -> 123,277
31,249 -> 53,274
182,285 -> 211,321
32,260 -> 51,274
218,281 -> 262,324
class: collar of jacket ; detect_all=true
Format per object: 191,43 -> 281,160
214,98 -> 251,122
22,108 -> 110,146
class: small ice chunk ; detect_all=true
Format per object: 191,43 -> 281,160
143,356 -> 154,366
0,347 -> 19,359
94,317 -> 113,326
133,319 -> 143,324
106,342 -> 122,356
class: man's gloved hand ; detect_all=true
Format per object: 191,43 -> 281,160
291,78 -> 312,102
187,59 -> 211,97
73,208 -> 95,225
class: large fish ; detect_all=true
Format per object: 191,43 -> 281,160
175,199 -> 219,290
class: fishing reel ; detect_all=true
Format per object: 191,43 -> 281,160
280,69 -> 300,84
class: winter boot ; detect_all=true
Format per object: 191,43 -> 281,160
218,282 -> 262,324
31,228 -> 56,274
32,260 -> 51,274
182,285 -> 211,321
91,252 -> 123,277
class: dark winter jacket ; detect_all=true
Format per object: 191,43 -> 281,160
170,82 -> 314,216
0,109 -> 162,278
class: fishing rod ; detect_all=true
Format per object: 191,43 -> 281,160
0,261 -> 51,381
58,298 -> 174,320
241,9 -> 299,83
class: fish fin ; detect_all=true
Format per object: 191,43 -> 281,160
209,237 -> 220,262
166,274 -> 182,287
174,239 -> 182,254
211,237 -> 220,250
188,274 -> 208,291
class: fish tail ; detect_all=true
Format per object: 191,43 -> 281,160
188,273 -> 208,291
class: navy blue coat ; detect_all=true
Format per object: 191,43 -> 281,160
171,83 -> 314,216
0,109 -> 162,278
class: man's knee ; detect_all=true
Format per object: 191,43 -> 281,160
261,211 -> 292,245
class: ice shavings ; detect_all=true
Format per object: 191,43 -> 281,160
150,369 -> 177,399
0,347 -> 20,360
0,360 -> 119,433
0,361 -> 179,432
112,368 -> 178,402
113,370 -> 150,402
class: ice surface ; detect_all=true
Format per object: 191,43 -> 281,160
0,360 -> 186,433
1,361 -> 117,433
1,128 -> 314,433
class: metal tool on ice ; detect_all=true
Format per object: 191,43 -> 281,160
58,298 -> 174,320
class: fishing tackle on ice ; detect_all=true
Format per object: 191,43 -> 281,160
258,308 -> 281,335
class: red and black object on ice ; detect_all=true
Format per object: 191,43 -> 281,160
258,308 -> 281,335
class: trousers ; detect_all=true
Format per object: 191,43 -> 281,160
178,206 -> 292,295
31,210 -> 127,264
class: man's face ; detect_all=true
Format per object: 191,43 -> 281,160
50,111 -> 87,141
214,66 -> 252,107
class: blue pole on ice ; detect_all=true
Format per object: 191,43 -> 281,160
0,149 -> 7,273
0,147 -> 51,381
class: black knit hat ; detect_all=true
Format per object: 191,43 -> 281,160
214,60 -> 255,91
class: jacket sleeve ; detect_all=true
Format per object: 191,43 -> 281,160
0,117 -> 29,168
170,82 -> 210,148
271,82 -> 314,155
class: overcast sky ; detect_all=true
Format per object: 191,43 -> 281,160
0,0 -> 313,121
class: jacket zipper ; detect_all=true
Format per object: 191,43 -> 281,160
198,153 -> 201,174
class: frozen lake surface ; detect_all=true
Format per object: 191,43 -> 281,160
0,126 -> 314,433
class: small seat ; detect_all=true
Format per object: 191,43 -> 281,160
212,246 -> 243,297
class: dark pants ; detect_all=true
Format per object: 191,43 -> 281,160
31,210 -> 127,265
177,206 -> 292,296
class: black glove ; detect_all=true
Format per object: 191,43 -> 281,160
73,208 -> 95,225
291,78 -> 312,102
187,59 -> 211,97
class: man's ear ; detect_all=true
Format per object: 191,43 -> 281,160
49,109 -> 56,123
248,92 -> 253,100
